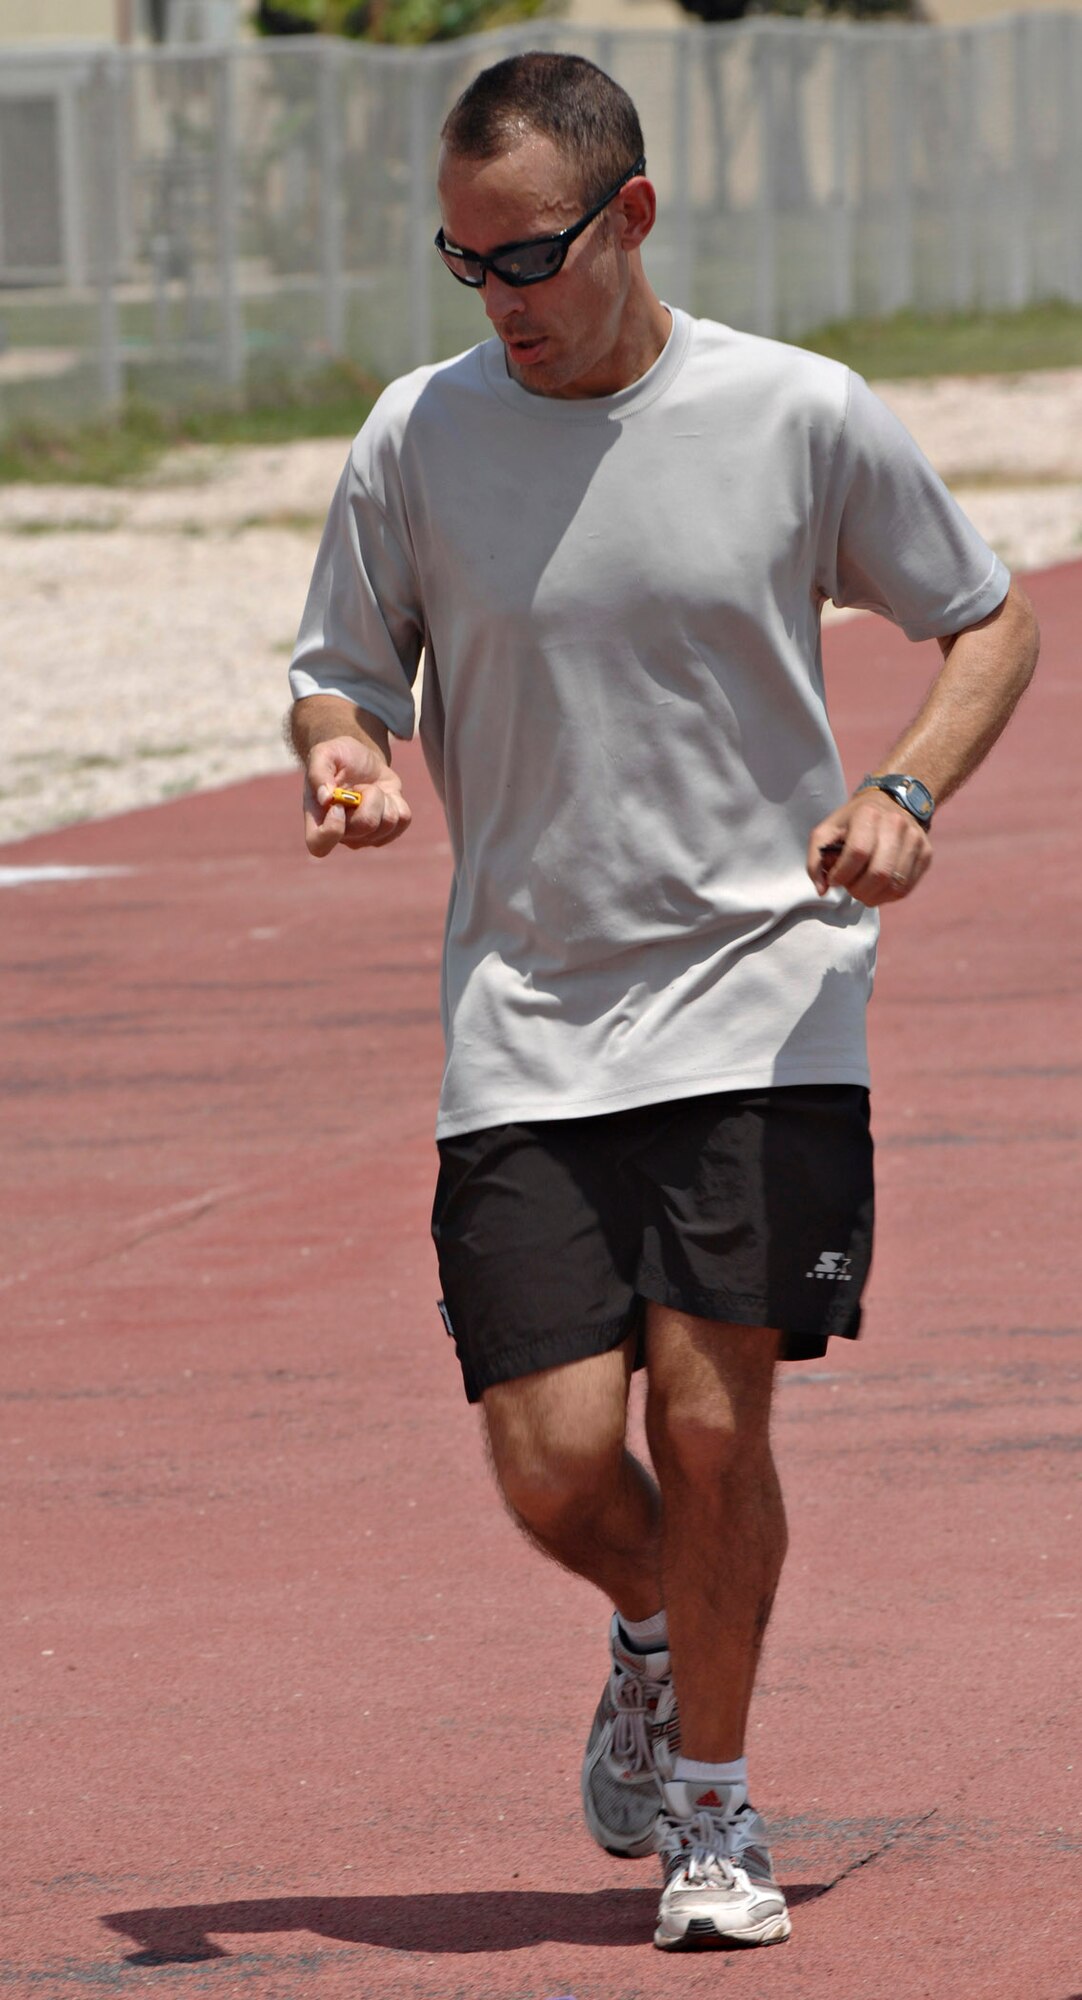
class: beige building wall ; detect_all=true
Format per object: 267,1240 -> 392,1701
0,0 -> 122,40
925,0 -> 1082,19
565,0 -> 1082,26
0,0 -> 241,42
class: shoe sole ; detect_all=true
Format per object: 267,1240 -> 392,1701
654,1912 -> 792,1950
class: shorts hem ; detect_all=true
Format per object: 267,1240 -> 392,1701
456,1311 -> 636,1405
635,1273 -> 863,1361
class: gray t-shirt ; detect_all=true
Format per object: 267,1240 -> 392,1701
289,310 -> 1008,1138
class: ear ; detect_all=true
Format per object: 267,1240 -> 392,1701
611,173 -> 657,253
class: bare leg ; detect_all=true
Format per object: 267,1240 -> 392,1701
482,1337 -> 663,1623
644,1309 -> 787,1762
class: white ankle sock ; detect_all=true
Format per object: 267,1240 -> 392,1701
673,1755 -> 749,1812
617,1609 -> 669,1653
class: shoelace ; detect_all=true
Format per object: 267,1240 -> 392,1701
660,1810 -> 743,1887
609,1665 -> 665,1774
725,1805 -> 773,1881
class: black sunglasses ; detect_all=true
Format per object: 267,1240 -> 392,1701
434,156 -> 647,290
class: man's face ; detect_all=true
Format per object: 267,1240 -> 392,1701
436,132 -> 637,400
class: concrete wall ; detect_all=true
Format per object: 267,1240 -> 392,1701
564,0 -> 1082,27
0,0 -> 243,43
927,0 -> 1082,19
0,0 -> 121,40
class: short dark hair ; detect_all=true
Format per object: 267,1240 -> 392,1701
440,52 -> 645,207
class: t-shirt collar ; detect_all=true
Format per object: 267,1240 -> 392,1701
480,306 -> 691,422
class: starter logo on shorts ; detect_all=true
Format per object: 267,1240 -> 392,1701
806,1251 -> 852,1281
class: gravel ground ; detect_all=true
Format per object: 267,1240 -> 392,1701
4,367 -> 1080,847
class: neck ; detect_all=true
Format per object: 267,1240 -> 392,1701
606,287 -> 672,395
534,286 -> 673,402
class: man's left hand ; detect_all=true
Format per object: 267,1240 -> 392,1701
808,789 -> 933,906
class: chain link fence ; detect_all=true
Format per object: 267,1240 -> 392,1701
1,13 -> 1080,430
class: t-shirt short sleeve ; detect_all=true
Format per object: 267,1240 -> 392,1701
287,444 -> 423,740
816,371 -> 1010,642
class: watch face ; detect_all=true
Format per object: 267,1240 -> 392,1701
860,774 -> 934,823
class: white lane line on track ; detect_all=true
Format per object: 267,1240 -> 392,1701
0,864 -> 135,887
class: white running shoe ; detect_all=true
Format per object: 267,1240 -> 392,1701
580,1616 -> 679,1858
654,1780 -> 791,1950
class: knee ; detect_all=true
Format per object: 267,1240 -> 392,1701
482,1348 -> 633,1544
646,1396 -> 763,1493
493,1438 -> 620,1540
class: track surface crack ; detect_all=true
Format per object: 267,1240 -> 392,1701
1,1185 -> 240,1292
808,1807 -> 940,1900
95,1187 -> 235,1263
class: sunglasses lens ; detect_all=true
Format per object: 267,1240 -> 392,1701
492,240 -> 565,285
436,238 -> 485,287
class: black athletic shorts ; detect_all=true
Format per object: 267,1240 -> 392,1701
431,1084 -> 874,1403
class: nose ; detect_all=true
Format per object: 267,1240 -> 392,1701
482,271 -> 526,326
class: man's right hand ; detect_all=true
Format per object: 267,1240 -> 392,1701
303,734 -> 413,858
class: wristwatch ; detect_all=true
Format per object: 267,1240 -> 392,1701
857,772 -> 935,829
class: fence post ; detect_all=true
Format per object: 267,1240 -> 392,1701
949,29 -> 976,312
213,47 -> 244,390
1005,14 -> 1033,310
59,72 -> 87,289
753,26 -> 777,338
94,54 -> 123,410
670,31 -> 694,312
884,31 -> 913,315
829,30 -> 854,324
1062,13 -> 1082,304
408,57 -> 434,371
319,40 -> 346,358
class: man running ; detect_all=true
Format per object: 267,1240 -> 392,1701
287,51 -> 1038,1951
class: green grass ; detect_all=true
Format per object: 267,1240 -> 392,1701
799,301 -> 1082,379
231,509 -> 327,535
9,515 -> 122,534
0,359 -> 381,486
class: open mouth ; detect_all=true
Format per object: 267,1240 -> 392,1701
506,335 -> 548,364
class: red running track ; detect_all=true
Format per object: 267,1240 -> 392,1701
2,565 -> 1079,2000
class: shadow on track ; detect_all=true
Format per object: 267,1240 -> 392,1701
102,1885 -> 828,1963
